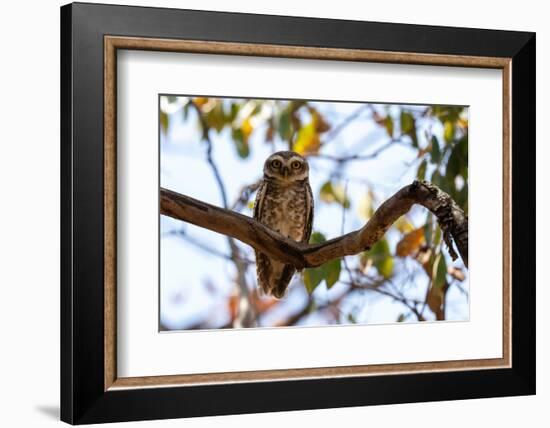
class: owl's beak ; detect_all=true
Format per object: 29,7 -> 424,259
282,166 -> 289,178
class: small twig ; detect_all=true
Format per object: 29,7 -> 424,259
451,278 -> 469,298
323,104 -> 370,143
163,228 -> 254,265
276,286 -> 352,327
374,287 -> 425,321
311,140 -> 398,163
231,180 -> 262,211
344,280 -> 425,321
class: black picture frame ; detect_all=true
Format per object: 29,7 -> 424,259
61,2 -> 535,424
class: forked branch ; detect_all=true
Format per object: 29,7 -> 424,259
160,180 -> 468,269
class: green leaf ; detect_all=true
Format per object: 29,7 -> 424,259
384,115 -> 394,138
446,147 -> 462,179
366,239 -> 394,278
400,111 -> 414,134
231,128 -> 249,158
293,120 -> 320,155
458,184 -> 468,214
303,232 -> 342,292
319,181 -> 350,208
377,256 -> 394,279
309,231 -> 326,244
278,110 -> 292,141
206,103 -> 227,132
431,170 -> 445,190
324,259 -> 341,289
432,106 -> 462,123
369,238 -> 389,258
417,158 -> 427,181
303,267 -> 325,293
432,253 -> 447,289
443,120 -> 455,144
430,136 -> 441,164
446,135 -> 468,181
434,225 -> 442,246
160,111 -> 169,133
304,232 -> 326,292
229,103 -> 240,121
357,191 -> 374,220
400,111 -> 418,147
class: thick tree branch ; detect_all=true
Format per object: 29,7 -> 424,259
160,180 -> 468,269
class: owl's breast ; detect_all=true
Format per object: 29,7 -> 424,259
259,183 -> 309,242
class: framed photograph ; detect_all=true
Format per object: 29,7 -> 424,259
61,2 -> 535,424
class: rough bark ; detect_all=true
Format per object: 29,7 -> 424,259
160,180 -> 468,269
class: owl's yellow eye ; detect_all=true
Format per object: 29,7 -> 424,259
271,159 -> 282,168
291,161 -> 302,169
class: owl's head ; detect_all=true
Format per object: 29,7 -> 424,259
263,151 -> 310,183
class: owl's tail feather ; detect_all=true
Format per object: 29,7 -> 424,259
255,251 -> 295,299
272,264 -> 295,299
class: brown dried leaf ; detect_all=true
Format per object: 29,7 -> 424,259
228,294 -> 239,321
427,285 -> 444,317
448,266 -> 465,281
396,228 -> 425,257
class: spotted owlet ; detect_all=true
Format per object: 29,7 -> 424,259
254,151 -> 314,298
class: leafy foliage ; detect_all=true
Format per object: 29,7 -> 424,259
361,238 -> 394,279
303,232 -> 342,293
319,181 -> 351,208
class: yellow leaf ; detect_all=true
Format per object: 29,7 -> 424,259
384,115 -> 394,137
444,120 -> 455,143
319,181 -> 350,208
457,117 -> 468,130
294,121 -> 320,155
396,228 -> 425,257
377,256 -> 394,279
193,97 -> 209,108
357,191 -> 374,220
241,117 -> 253,142
394,216 -> 414,233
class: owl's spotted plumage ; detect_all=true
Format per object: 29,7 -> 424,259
254,151 -> 313,298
